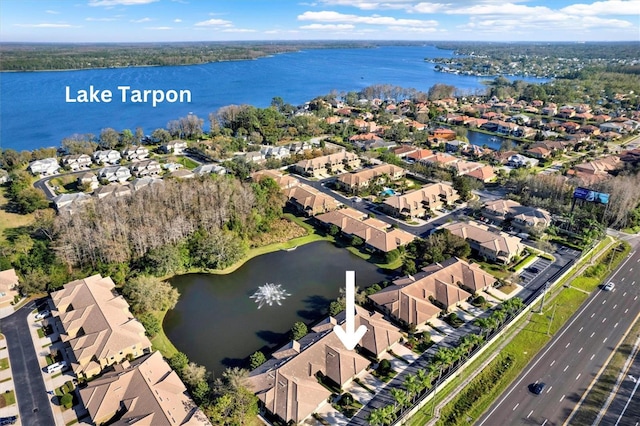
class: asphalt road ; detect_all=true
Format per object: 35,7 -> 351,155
0,301 -> 55,426
595,335 -> 640,426
476,248 -> 640,426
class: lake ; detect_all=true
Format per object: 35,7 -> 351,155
164,241 -> 390,376
0,45 -> 546,151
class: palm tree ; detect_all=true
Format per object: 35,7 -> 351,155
415,368 -> 433,394
368,408 -> 385,426
404,373 -> 420,402
381,404 -> 397,425
391,387 -> 410,410
491,308 -> 507,327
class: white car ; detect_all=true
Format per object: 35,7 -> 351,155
603,282 -> 615,291
35,310 -> 51,320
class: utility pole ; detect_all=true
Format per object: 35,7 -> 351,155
547,303 -> 557,336
538,281 -> 549,313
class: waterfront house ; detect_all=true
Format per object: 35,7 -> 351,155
284,184 -> 340,216
97,165 -> 131,183
79,351 -> 211,426
50,274 -> 152,379
160,140 -> 188,155
442,221 -> 525,264
93,150 -> 121,165
382,183 -> 459,219
62,154 -> 92,171
121,146 -> 149,161
369,257 -> 495,326
249,308 -> 400,424
27,158 -> 60,176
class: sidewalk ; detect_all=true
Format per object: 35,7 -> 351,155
0,337 -> 19,424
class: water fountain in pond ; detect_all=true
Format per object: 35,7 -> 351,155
250,283 -> 291,309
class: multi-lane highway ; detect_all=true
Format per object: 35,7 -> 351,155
477,248 -> 640,426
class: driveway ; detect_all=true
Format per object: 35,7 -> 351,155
0,301 -> 55,426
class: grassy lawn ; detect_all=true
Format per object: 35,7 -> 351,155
0,390 -> 16,408
496,283 -> 518,295
0,186 -> 35,244
37,327 -> 45,338
570,317 -> 640,425
49,175 -> 79,194
175,156 -> 199,170
151,309 -> 179,359
0,358 -> 8,370
406,239 -> 630,426
477,261 -> 510,280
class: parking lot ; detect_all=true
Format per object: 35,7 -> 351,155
518,257 -> 553,286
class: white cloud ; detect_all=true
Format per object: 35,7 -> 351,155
14,23 -> 78,28
387,25 -> 437,32
318,0 -> 413,10
174,18 -> 182,22
45,10 -> 60,14
194,18 -> 233,27
145,26 -> 172,30
130,17 -> 152,23
300,23 -> 356,30
88,0 -> 158,6
298,10 -> 438,27
560,0 -> 640,15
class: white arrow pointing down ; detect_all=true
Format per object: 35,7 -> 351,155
333,271 -> 368,350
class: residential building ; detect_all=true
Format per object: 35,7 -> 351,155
261,146 -> 291,160
567,155 -> 622,185
131,177 -> 164,191
382,183 -> 459,219
506,154 -> 539,168
27,158 -> 60,176
525,146 -> 551,159
160,140 -> 188,155
93,183 -> 132,199
50,274 -> 152,379
251,169 -> 300,190
97,166 -> 131,183
450,160 -> 483,176
162,162 -> 183,173
0,269 -> 19,306
292,151 -> 360,178
431,128 -> 457,141
336,164 -> 406,193
442,221 -> 525,264
128,159 -> 161,177
62,154 -> 92,171
79,351 -> 211,426
392,145 -> 418,158
249,308 -> 400,424
93,150 -> 121,165
369,257 -> 495,326
193,164 -> 226,175
52,192 -> 92,213
406,149 -> 434,162
466,165 -> 496,183
284,184 -> 340,216
315,208 -> 415,252
77,172 -> 99,190
482,199 -> 551,231
121,146 -> 149,161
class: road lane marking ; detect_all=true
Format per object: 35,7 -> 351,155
591,354 -> 596,360
603,317 -> 607,323
576,373 -> 581,380
613,304 -> 617,309
603,299 -> 607,304
566,342 -> 571,348
635,296 -> 638,300
527,410 -> 533,419
622,277 -> 626,281
579,327 -> 583,332
624,292 -> 627,296
542,420 -> 548,426
546,385 -> 552,393
564,365 -> 569,372
579,347 -> 583,353
550,360 -> 555,367
604,338 -> 608,343
630,268 -> 633,271
560,394 -> 565,402
615,322 -> 619,328
591,313 -> 595,318
591,332 -> 596,338
513,403 -> 519,411
625,308 -> 629,314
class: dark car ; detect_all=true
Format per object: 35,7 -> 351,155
530,382 -> 546,395
527,266 -> 540,274
0,416 -> 17,426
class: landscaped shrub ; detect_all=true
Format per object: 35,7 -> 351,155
60,393 -> 73,409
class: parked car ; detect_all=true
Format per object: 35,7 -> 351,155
603,281 -> 615,291
529,382 -> 546,395
0,416 -> 17,425
45,361 -> 67,374
527,266 -> 540,274
35,310 -> 51,320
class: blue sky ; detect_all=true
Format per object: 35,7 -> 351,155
1,0 -> 639,42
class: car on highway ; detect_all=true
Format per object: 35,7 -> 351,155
34,310 -> 51,320
529,382 -> 546,395
603,281 -> 615,291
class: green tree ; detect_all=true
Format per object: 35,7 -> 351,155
329,299 -> 345,316
290,321 -> 308,341
142,243 -> 184,276
15,187 -> 49,213
60,393 -> 73,409
169,352 -> 189,372
249,351 -> 267,370
351,236 -> 364,247
138,312 -> 161,337
122,275 -> 180,314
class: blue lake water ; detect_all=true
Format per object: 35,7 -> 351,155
0,45 -> 545,151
